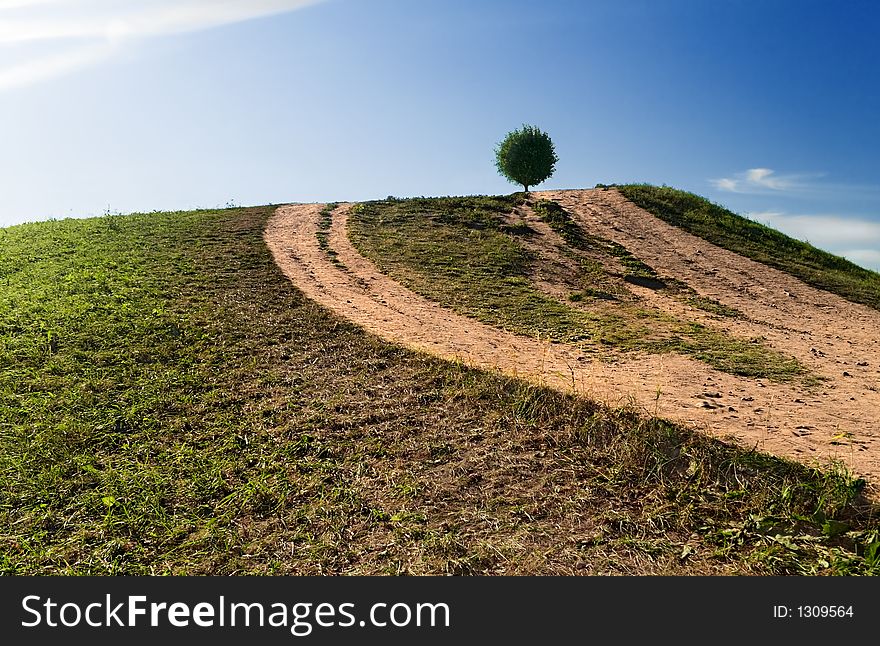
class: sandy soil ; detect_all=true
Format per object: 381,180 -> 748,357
265,193 -> 880,492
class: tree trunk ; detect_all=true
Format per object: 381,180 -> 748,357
523,184 -> 529,192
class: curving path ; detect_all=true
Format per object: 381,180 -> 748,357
265,195 -> 880,490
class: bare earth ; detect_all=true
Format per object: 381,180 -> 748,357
265,190 -> 880,492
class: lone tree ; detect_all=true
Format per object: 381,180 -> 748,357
494,124 -> 558,192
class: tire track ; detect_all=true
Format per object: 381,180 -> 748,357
265,201 -> 880,489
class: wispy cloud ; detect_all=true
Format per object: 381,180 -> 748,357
0,0 -> 72,8
840,249 -> 880,270
0,0 -> 323,90
748,211 -> 880,246
712,178 -> 738,192
711,167 -> 880,198
748,210 -> 880,270
744,168 -> 792,190
710,168 -> 816,193
0,41 -> 119,91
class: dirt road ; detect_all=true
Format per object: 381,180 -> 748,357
265,192 -> 880,489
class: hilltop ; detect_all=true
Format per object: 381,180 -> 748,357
2,186 -> 879,575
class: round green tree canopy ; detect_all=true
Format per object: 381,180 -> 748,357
494,125 -> 558,192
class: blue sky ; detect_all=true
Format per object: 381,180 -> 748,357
1,0 -> 879,267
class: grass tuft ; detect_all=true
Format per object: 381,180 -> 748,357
315,202 -> 342,266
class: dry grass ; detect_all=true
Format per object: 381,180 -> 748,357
1,204 -> 878,575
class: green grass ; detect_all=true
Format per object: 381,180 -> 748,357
618,184 -> 880,311
2,204 -> 878,575
348,197 -> 804,382
315,202 -> 341,265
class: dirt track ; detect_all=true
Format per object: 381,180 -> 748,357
265,191 -> 880,490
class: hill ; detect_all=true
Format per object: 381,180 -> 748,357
617,184 -> 880,311
2,188 -> 879,575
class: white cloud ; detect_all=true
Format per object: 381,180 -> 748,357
753,212 -> 880,246
840,249 -> 880,270
0,0 -> 324,90
710,167 -> 812,193
0,41 -> 119,91
744,167 -> 791,190
748,211 -> 880,247
712,178 -> 738,192
0,0 -> 71,8
747,210 -> 880,271
0,0 -> 324,44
